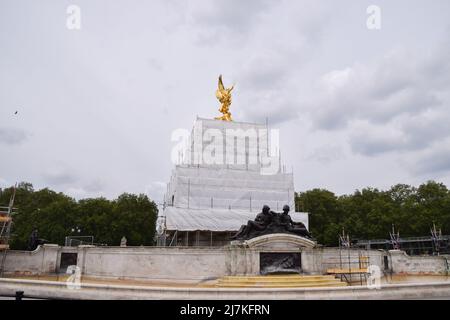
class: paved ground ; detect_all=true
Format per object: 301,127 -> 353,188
1,274 -> 217,287
2,275 -> 450,300
409,296 -> 450,300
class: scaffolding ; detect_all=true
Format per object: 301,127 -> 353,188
324,228 -> 370,286
160,230 -> 235,247
0,185 -> 17,276
355,224 -> 450,256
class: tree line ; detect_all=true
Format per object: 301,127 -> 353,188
295,181 -> 450,246
0,182 -> 158,249
1,180 -> 449,249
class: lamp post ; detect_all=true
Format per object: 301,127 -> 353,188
69,226 -> 82,246
71,226 -> 82,234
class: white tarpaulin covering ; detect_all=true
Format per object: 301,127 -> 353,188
162,206 -> 309,232
164,118 -> 297,212
158,118 -> 310,234
165,166 -> 296,211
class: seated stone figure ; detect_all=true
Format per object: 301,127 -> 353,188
278,205 -> 312,239
231,205 -> 274,240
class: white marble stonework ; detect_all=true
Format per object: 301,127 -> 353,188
3,244 -> 448,280
227,234 -> 317,276
244,233 -> 316,249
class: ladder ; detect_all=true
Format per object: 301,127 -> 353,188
0,185 -> 17,276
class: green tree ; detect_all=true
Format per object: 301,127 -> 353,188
0,182 -> 158,249
111,193 -> 158,246
296,189 -> 343,245
295,181 -> 450,246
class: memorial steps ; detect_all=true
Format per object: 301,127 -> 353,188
212,274 -> 347,288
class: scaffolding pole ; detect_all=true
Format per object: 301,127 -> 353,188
0,184 -> 17,277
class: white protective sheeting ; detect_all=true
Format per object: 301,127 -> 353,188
189,118 -> 269,169
160,118 -> 309,233
165,166 -> 295,211
162,206 -> 309,232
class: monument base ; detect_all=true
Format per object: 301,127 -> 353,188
227,234 -> 316,276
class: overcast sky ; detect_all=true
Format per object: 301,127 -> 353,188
1,0 -> 450,202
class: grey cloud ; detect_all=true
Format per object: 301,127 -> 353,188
1,0 -> 450,199
400,111 -> 450,151
258,103 -> 299,126
239,90 -> 300,125
420,40 -> 450,89
84,179 -> 105,193
413,141 -> 450,175
309,44 -> 450,157
312,46 -> 449,131
349,107 -> 450,157
350,135 -> 405,156
145,181 -> 166,203
42,169 -> 78,186
237,55 -> 297,125
147,58 -> 163,71
367,51 -> 417,99
186,0 -> 330,48
181,0 -> 331,126
187,0 -> 273,43
417,154 -> 450,175
238,50 -> 295,91
0,127 -> 28,145
305,144 -> 344,164
348,120 -> 407,156
369,89 -> 440,124
266,105 -> 299,125
63,180 -> 107,200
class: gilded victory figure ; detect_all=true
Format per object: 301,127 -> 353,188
215,75 -> 234,121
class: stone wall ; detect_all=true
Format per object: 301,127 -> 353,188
77,246 -> 228,280
2,240 -> 448,280
3,245 -> 229,280
302,247 -> 385,274
388,250 -> 450,275
3,244 -> 60,275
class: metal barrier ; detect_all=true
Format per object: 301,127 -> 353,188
0,290 -> 44,300
322,249 -> 372,285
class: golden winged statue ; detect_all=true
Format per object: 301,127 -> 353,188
215,75 -> 234,121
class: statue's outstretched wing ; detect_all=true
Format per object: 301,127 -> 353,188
218,74 -> 225,91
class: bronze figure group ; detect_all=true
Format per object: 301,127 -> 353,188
231,205 -> 312,240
